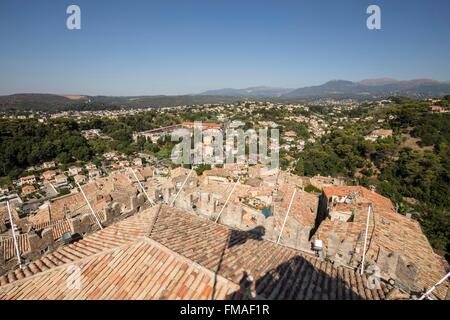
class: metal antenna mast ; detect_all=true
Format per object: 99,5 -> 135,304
215,177 -> 241,223
128,167 -> 155,206
277,188 -> 297,244
76,181 -> 103,230
170,167 -> 194,207
360,204 -> 372,275
418,272 -> 450,300
6,201 -> 22,269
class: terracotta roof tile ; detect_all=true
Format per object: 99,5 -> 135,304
316,186 -> 448,299
0,205 -> 394,300
1,234 -> 30,260
149,205 -> 391,300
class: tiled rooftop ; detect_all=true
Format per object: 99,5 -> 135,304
323,186 -> 394,210
29,218 -> 74,241
0,206 -> 159,287
317,186 -> 449,299
1,234 -> 30,261
0,205 -> 399,300
49,172 -> 138,221
150,206 -> 391,300
277,185 -> 319,227
0,239 -> 238,300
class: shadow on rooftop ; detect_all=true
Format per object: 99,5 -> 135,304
227,226 -> 265,249
228,255 -> 366,300
211,226 -> 265,299
211,226 -> 366,300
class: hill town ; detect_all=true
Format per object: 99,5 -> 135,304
0,95 -> 449,300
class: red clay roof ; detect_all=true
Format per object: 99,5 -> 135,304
323,186 -> 394,210
0,205 -> 394,300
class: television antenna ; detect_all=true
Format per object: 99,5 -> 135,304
6,200 -> 22,269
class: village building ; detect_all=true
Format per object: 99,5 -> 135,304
132,125 -> 184,144
0,205 -> 396,300
111,162 -> 121,170
223,163 -> 248,176
42,170 -> 57,181
364,129 -> 393,142
17,175 -> 36,187
54,174 -> 68,188
308,175 -> 346,190
73,174 -> 87,184
85,163 -> 97,170
119,160 -> 130,168
132,158 -> 143,167
139,166 -> 154,180
88,169 -> 102,181
429,105 -> 448,113
182,121 -> 222,130
284,130 -> 297,138
81,129 -> 101,139
103,151 -> 119,160
0,188 -> 9,196
0,167 -> 448,300
42,161 -> 56,169
21,185 -> 36,196
313,185 -> 448,299
68,166 -> 82,176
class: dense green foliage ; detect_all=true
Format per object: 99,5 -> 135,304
293,100 -> 450,259
0,98 -> 448,260
0,111 -> 181,179
0,119 -> 92,177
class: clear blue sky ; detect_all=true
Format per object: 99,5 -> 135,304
1,0 -> 450,96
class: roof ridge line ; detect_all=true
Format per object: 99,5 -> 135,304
142,236 -> 240,291
165,203 -> 320,258
146,203 -> 163,236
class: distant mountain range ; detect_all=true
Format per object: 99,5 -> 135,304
1,78 -> 450,112
200,79 -> 450,99
200,86 -> 294,97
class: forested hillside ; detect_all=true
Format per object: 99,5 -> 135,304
294,96 -> 450,259
0,96 -> 449,260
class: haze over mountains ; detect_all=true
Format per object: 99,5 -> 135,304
200,78 -> 450,99
1,78 -> 450,111
200,86 -> 294,97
